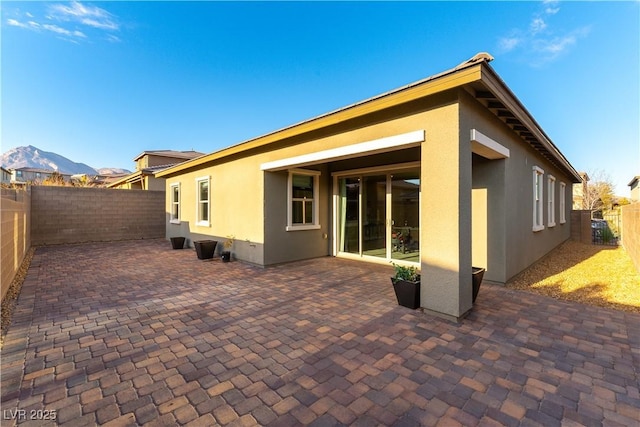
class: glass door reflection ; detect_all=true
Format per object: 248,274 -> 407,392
391,171 -> 420,263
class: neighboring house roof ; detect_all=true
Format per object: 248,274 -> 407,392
10,167 -> 72,175
157,52 -> 581,183
106,164 -> 178,188
628,176 -> 639,187
132,150 -> 205,162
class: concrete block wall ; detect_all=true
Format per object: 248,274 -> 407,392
621,204 -> 640,273
31,187 -> 165,246
1,189 -> 31,301
570,210 -> 592,245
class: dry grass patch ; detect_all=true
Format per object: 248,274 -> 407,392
508,240 -> 640,313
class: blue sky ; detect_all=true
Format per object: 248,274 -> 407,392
2,1 -> 638,194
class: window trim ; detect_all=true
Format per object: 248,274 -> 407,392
548,175 -> 556,228
559,182 -> 566,224
195,176 -> 210,227
533,166 -> 545,232
286,169 -> 321,231
170,182 -> 181,224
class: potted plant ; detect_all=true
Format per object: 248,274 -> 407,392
390,264 -> 420,309
472,267 -> 485,303
221,235 -> 234,262
170,236 -> 185,250
194,240 -> 217,260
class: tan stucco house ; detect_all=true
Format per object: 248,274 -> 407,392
108,150 -> 204,190
9,167 -> 72,185
1,167 -> 11,186
629,176 -> 640,202
157,53 -> 581,321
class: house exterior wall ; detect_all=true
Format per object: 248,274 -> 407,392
630,179 -> 640,202
166,91 -> 459,266
420,100 -> 474,319
11,169 -> 71,184
459,89 -> 573,284
165,155 -> 267,264
146,176 -> 166,191
1,168 -> 11,185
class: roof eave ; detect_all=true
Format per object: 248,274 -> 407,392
477,63 -> 582,183
157,63 -> 485,178
157,55 -> 579,183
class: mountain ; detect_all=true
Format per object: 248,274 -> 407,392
97,167 -> 131,175
1,145 -> 129,175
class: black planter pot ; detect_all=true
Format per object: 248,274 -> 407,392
194,240 -> 217,260
221,251 -> 231,263
170,237 -> 185,250
472,267 -> 485,303
391,278 -> 420,309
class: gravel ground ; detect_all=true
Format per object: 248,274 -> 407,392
508,240 -> 640,313
0,247 -> 35,348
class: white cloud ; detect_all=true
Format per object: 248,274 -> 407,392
48,1 -> 119,31
7,18 -> 28,28
43,24 -> 86,38
496,1 -> 590,65
6,2 -> 121,44
106,34 -> 121,43
530,18 -> 547,34
499,37 -> 522,53
543,0 -> 561,15
536,35 -> 576,55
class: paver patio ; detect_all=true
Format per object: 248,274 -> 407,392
1,239 -> 639,426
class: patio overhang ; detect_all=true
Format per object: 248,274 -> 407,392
470,129 -> 510,159
259,130 -> 425,171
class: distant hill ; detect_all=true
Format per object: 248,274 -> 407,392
1,145 -> 130,175
96,167 -> 131,175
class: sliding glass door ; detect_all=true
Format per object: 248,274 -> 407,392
336,167 -> 420,264
390,171 -> 420,262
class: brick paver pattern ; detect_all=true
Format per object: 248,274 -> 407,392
1,240 -> 639,426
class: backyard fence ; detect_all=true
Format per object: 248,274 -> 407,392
570,210 -> 592,245
31,186 -> 165,246
621,203 -> 640,273
592,211 -> 621,246
1,188 -> 31,301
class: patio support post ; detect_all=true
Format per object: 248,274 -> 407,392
420,117 -> 473,321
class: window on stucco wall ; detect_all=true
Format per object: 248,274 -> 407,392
287,169 -> 320,231
559,182 -> 566,224
548,175 -> 556,227
533,166 -> 545,232
196,177 -> 210,226
170,183 -> 180,224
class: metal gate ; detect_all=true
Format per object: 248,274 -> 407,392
592,212 -> 621,246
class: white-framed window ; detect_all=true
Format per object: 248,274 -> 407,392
548,175 -> 556,227
287,169 -> 321,231
559,182 -> 566,224
196,176 -> 210,226
533,166 -> 545,232
170,183 -> 180,224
